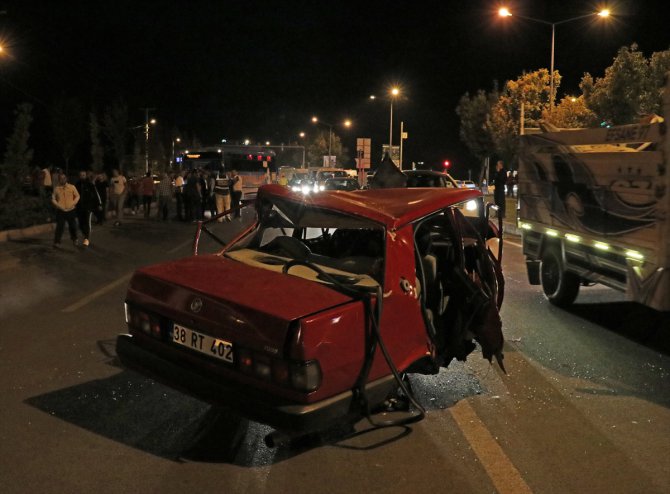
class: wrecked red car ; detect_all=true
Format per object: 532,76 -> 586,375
116,184 -> 505,441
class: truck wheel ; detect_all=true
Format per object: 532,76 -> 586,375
540,247 -> 580,307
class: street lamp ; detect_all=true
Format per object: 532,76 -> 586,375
171,137 -> 180,168
389,87 -> 400,149
498,7 -> 611,109
141,107 -> 156,173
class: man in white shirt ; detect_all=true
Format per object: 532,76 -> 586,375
51,173 -> 80,248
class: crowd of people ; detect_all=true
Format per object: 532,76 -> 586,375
37,166 -> 244,249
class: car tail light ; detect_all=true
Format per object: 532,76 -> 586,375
235,346 -> 321,392
290,361 -> 322,392
125,304 -> 163,340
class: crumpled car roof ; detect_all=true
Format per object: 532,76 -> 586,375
257,184 -> 481,230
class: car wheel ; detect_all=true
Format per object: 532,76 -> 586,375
540,246 -> 580,307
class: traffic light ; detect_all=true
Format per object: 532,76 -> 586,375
443,160 -> 451,169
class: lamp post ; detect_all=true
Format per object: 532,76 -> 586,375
498,8 -> 610,109
171,137 -> 180,168
311,117 -> 351,166
389,87 -> 399,149
140,107 -> 156,173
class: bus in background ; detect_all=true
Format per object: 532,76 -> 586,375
177,151 -> 224,173
176,146 -> 276,193
224,148 -> 276,190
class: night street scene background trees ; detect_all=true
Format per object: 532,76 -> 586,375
0,0 -> 669,229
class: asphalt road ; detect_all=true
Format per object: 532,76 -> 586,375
0,209 -> 668,494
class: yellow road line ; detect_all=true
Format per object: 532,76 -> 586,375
450,400 -> 533,494
61,272 -> 133,313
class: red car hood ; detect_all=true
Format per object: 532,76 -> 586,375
131,254 -> 354,323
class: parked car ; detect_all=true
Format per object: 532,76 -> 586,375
404,170 -> 459,188
116,184 -> 505,444
456,180 -> 477,189
323,177 -> 360,191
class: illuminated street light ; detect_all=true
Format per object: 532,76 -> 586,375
141,107 -> 156,173
171,137 -> 181,167
265,141 -> 271,145
498,7 -> 611,109
389,87 -> 400,150
299,132 -> 305,138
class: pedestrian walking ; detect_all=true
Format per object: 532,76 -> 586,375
94,172 -> 109,224
141,172 -> 155,217
109,169 -> 127,226
52,173 -> 80,248
156,172 -> 173,221
493,160 -> 507,218
74,170 -> 102,246
230,169 -> 243,218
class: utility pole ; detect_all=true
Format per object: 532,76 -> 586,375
140,107 -> 156,174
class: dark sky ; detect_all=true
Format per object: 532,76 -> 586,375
1,0 -> 669,177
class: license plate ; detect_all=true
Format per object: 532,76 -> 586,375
171,323 -> 234,363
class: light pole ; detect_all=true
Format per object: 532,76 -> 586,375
389,87 -> 399,149
498,8 -> 610,109
171,137 -> 180,168
140,107 -> 156,173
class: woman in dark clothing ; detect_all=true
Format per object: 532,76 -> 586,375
94,173 -> 109,224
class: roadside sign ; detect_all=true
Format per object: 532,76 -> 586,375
356,138 -> 371,169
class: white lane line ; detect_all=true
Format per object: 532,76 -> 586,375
168,238 -> 193,254
451,400 -> 533,494
62,272 -> 133,313
504,239 -> 523,248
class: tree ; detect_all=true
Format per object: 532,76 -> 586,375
549,95 -> 598,128
102,98 -> 130,171
581,44 -> 650,125
89,112 -> 104,172
1,103 -> 34,201
455,87 -> 498,176
50,96 -> 87,174
488,69 -> 556,166
306,130 -> 348,167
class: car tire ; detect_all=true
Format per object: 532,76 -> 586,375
540,246 -> 580,307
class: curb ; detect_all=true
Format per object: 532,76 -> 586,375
0,222 -> 55,243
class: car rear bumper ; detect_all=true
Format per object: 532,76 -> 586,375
116,334 -> 395,432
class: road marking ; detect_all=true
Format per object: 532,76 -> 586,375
168,238 -> 193,254
61,272 -> 133,313
450,400 -> 533,494
504,239 -> 523,248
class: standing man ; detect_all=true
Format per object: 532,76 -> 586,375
109,169 -> 127,226
52,173 -> 80,248
75,171 -> 102,247
230,169 -> 243,218
156,172 -> 173,221
493,160 -> 507,218
213,170 -> 231,222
